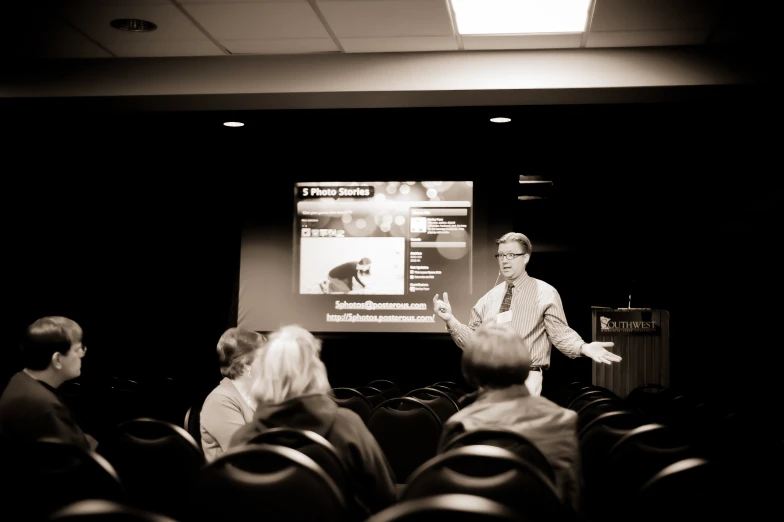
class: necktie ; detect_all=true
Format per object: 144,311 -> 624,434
499,283 -> 514,313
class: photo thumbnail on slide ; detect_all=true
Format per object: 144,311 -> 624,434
295,181 -> 473,297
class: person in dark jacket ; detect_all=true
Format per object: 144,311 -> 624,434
0,316 -> 96,450
320,258 -> 371,293
438,321 -> 582,514
229,324 -> 396,516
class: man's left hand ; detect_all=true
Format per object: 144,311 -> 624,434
580,342 -> 622,364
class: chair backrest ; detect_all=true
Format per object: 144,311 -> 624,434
368,380 -> 403,398
194,444 -> 346,522
575,397 -> 629,433
365,493 -> 524,522
183,392 -> 207,454
404,387 -> 460,423
440,427 -> 556,484
607,424 -> 690,459
574,396 -> 624,416
578,410 -> 648,482
367,397 -> 443,483
431,381 -> 467,395
331,387 -> 373,423
354,385 -> 388,408
402,445 -> 572,521
431,381 -> 467,398
552,381 -> 589,408
603,424 -> 697,498
47,499 -> 178,522
97,418 -> 205,520
567,389 -> 613,410
4,438 -> 126,521
427,384 -> 461,401
578,409 -> 648,440
562,384 -> 604,408
631,458 -> 732,521
626,383 -> 668,418
247,427 -> 352,499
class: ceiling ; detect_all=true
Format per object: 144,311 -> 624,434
1,1 -> 772,154
4,0 -> 765,60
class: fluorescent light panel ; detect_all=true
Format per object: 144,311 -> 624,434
451,0 -> 593,35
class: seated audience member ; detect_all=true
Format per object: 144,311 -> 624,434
0,316 -> 96,450
200,327 -> 267,462
230,324 -> 396,516
438,321 -> 582,513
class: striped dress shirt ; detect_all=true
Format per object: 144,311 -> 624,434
448,272 -> 584,366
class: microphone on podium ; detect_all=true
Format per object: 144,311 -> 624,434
625,278 -> 635,309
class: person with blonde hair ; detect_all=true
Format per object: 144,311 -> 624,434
438,321 -> 582,514
200,327 -> 267,462
230,324 -> 396,516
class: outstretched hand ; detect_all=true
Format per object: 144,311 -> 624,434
433,292 -> 453,322
580,342 -> 622,364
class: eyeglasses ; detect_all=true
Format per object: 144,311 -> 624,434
494,253 -> 526,261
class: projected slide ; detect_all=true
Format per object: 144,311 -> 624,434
238,180 -> 475,333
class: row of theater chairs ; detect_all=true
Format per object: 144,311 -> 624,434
332,381 -> 467,483
5,419 -> 739,522
197,429 -> 581,522
58,375 -> 190,438
181,379 -> 467,484
2,423 -> 568,522
561,380 -> 782,468
555,381 -> 778,521
30,494 -> 556,522
182,378 -> 464,440
8,377 -> 765,521
331,380 -> 465,425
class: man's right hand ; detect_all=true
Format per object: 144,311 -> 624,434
433,292 -> 454,323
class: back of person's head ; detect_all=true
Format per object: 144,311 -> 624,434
216,327 -> 267,380
462,322 -> 531,389
250,324 -> 331,404
21,316 -> 83,371
496,232 -> 532,255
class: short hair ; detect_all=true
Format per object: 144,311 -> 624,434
216,328 -> 267,380
359,257 -> 371,265
250,325 -> 331,405
462,322 -> 531,389
496,232 -> 532,255
21,316 -> 83,371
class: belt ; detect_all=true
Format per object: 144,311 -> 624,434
530,366 -> 547,372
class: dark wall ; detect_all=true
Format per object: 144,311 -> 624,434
2,86 -> 777,401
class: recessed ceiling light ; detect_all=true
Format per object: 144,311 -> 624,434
223,122 -> 245,127
110,19 -> 157,32
490,117 -> 511,123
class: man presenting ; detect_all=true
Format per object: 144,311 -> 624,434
433,232 -> 621,396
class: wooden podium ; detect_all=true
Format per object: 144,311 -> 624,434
591,307 -> 670,399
